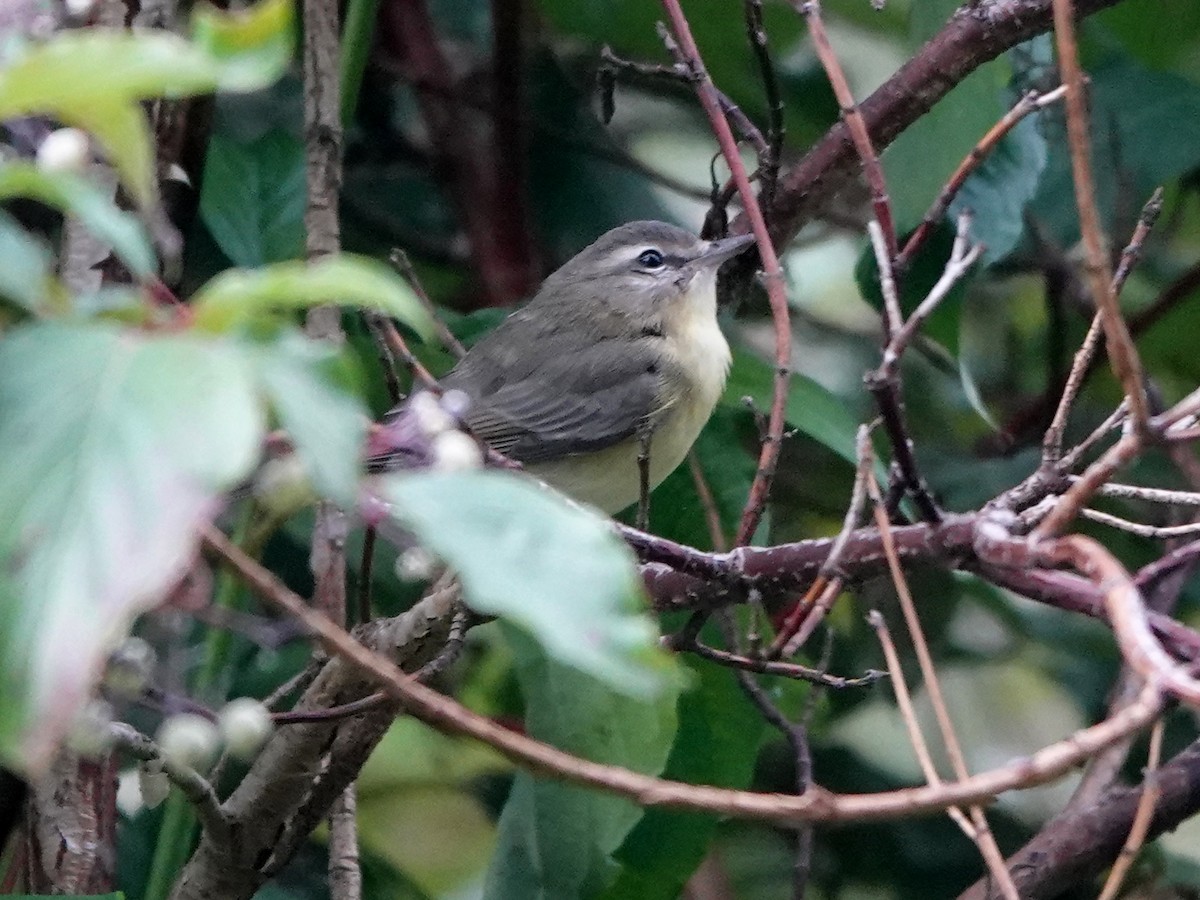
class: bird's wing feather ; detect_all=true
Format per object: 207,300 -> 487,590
444,329 -> 668,464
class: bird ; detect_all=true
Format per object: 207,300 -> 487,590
380,220 -> 756,516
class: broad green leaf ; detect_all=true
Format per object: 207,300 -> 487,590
377,471 -> 676,696
724,348 -> 860,466
1030,57 -> 1200,246
0,163 -> 155,278
0,323 -> 265,773
0,209 -> 53,314
0,0 -> 293,207
882,0 -> 1010,232
604,657 -> 765,900
251,332 -> 367,507
199,130 -> 306,267
951,109 -> 1049,266
191,256 -> 434,338
486,628 -> 679,899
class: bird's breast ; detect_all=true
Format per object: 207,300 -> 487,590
526,283 -> 731,514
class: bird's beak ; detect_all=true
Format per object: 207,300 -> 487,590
695,232 -> 757,268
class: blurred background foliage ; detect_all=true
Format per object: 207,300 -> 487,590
21,0 -> 1200,896
166,0 -> 1200,897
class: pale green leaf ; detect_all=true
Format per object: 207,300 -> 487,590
191,0 -> 296,92
0,1 -> 292,110
56,98 -> 158,210
0,323 -> 265,773
486,630 -> 679,899
191,255 -> 434,338
0,0 -> 293,208
376,471 -> 676,696
251,332 -> 367,507
0,210 -> 53,313
0,162 -> 155,278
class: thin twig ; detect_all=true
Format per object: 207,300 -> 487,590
688,450 -> 728,551
868,477 -> 1019,899
367,311 -> 440,391
685,640 -> 884,689
110,723 -> 228,841
1051,0 -> 1150,437
1080,508 -> 1200,540
1042,189 -> 1163,464
1096,717 -> 1163,900
792,0 -> 897,264
200,521 -> 1167,824
772,424 -> 874,657
882,213 -> 984,375
659,0 -> 792,548
868,610 -> 973,837
743,0 -> 785,209
1057,401 -> 1127,473
868,220 -> 903,337
388,248 -> 466,359
897,85 -> 1067,270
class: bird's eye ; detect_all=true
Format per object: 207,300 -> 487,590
636,248 -> 665,268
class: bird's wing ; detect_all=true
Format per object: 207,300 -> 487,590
444,330 -> 669,464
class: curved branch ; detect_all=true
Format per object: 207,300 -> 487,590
757,0 -> 1124,245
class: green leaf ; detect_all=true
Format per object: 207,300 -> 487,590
0,0 -> 292,106
0,323 -> 265,773
199,129 -> 306,267
0,209 -> 54,314
723,348 -> 860,466
486,628 -> 679,899
0,0 -> 293,207
191,255 -> 434,338
1030,57 -> 1200,246
68,99 -> 158,211
855,220 -> 971,354
952,110 -> 1049,266
0,162 -> 155,278
376,471 -> 676,696
604,657 -> 766,900
882,0 -> 1010,233
251,332 -> 367,507
191,0 -> 296,92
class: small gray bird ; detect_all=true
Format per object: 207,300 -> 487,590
392,221 -> 755,514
